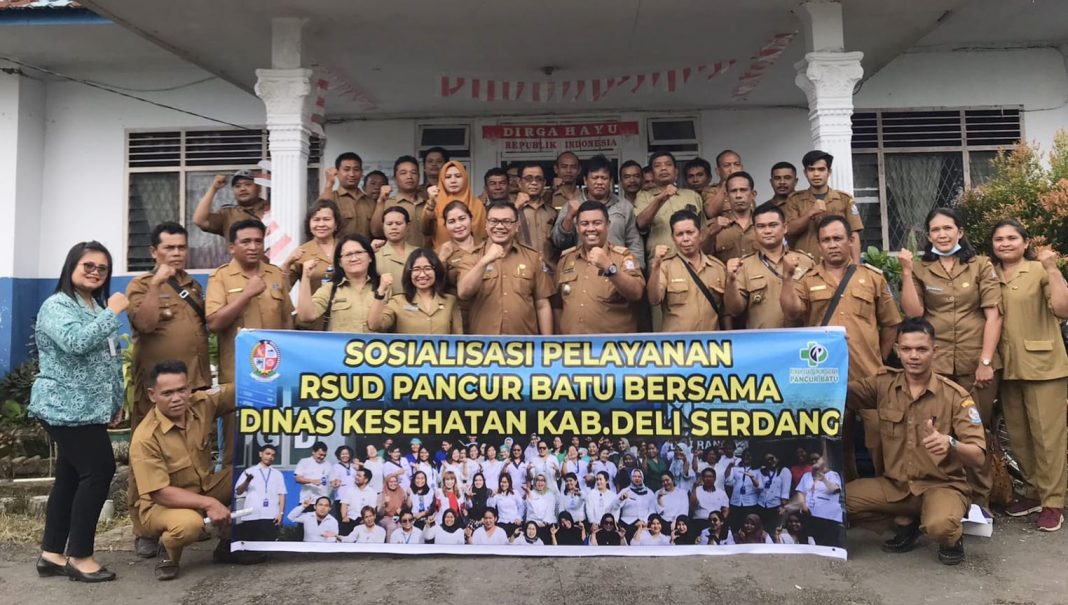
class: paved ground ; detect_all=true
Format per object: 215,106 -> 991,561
0,512 -> 1064,605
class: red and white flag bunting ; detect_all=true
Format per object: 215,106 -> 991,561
732,31 -> 798,100
308,76 -> 329,138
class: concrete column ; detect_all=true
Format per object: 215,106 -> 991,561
794,2 -> 863,193
254,17 -> 313,263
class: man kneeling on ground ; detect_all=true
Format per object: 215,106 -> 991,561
845,316 -> 986,565
130,360 -> 265,580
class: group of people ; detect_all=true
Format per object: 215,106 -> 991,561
23,141 -> 1068,581
238,434 -> 841,548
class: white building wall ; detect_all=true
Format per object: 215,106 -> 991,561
0,71 -> 45,278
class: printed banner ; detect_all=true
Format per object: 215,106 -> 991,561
232,328 -> 848,558
482,121 -> 639,155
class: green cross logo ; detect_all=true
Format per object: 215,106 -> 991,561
800,342 -> 828,368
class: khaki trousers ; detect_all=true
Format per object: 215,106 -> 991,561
140,469 -> 233,562
950,371 -> 1000,508
1001,378 -> 1068,508
846,477 -> 968,547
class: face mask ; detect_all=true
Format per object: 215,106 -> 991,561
930,243 -> 962,257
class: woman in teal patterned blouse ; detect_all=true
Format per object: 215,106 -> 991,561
29,241 -> 128,583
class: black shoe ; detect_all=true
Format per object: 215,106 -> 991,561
134,537 -> 161,559
213,542 -> 266,566
36,556 -> 67,578
881,520 -> 921,553
154,559 -> 180,581
938,538 -> 965,565
65,562 -> 116,583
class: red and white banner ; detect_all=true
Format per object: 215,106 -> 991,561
732,31 -> 798,100
483,121 -> 639,154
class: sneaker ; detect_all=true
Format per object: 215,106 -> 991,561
881,520 -> 921,553
154,559 -> 179,581
937,538 -> 965,565
135,536 -> 161,559
1037,507 -> 1063,532
1005,498 -> 1042,517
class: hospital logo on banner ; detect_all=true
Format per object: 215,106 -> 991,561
250,339 -> 283,382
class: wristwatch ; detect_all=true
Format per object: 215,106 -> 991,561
981,358 -> 992,367
605,263 -> 619,277
374,290 -> 387,300
949,436 -> 958,449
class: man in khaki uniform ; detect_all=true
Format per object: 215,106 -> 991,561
635,151 -> 705,267
845,318 -> 987,565
781,214 -> 901,478
457,201 -> 554,335
419,146 -> 449,196
130,361 -> 263,580
723,202 -> 815,329
766,161 -> 798,207
126,222 -> 211,557
648,208 -> 727,332
684,157 -> 713,193
700,150 -> 745,219
322,152 -> 375,239
372,155 -> 432,248
192,170 -> 269,239
785,150 -> 863,262
549,151 -> 582,211
703,171 -> 757,263
556,201 -> 645,334
479,167 -> 512,207
205,219 -> 292,466
515,163 -> 558,263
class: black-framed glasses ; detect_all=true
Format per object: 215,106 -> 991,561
81,262 -> 110,275
487,218 -> 518,227
341,250 -> 370,260
521,175 -> 545,183
410,266 -> 435,275
401,517 -> 414,523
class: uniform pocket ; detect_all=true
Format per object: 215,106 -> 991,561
666,279 -> 690,307
878,405 -> 905,438
850,287 -> 874,315
1024,339 -> 1053,352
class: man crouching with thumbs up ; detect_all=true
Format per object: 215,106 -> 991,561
845,316 -> 986,565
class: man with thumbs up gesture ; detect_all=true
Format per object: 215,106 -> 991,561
844,317 -> 987,566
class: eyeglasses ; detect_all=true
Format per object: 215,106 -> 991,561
410,266 -> 435,275
487,218 -> 518,227
81,262 -> 110,275
538,446 -> 548,451
401,517 -> 414,523
341,250 -> 370,260
521,175 -> 545,183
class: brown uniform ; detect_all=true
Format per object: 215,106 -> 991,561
202,198 -> 270,237
131,385 -> 235,562
845,370 -> 986,546
375,293 -> 463,334
551,186 -> 579,211
711,217 -> 757,263
634,186 -> 705,264
997,260 -> 1068,508
282,240 -> 334,298
382,194 -> 431,248
442,246 -> 478,333
310,278 -> 375,333
461,241 -> 554,335
332,189 -> 375,238
783,189 -> 863,259
654,253 -> 727,332
375,242 -> 418,292
517,199 -> 558,263
556,245 -> 645,334
701,183 -> 727,216
734,249 -> 815,329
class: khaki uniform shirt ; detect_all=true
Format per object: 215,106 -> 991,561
783,189 -> 863,259
700,184 -> 726,216
283,240 -> 334,298
375,243 -> 419,293
333,189 -> 375,238
126,271 -> 211,410
794,264 -> 901,377
383,194 -> 431,248
551,186 -> 580,211
655,253 -> 727,332
556,245 -> 645,334
311,278 -> 375,333
635,186 -> 705,263
847,369 -> 986,499
130,385 -> 234,516
205,260 -> 292,383
376,293 -> 463,335
735,249 -> 815,329
996,260 -> 1068,381
461,241 -> 554,335
442,245 -> 478,332
911,255 -> 1002,376
712,216 -> 757,263
518,200 -> 558,262
203,198 -> 270,237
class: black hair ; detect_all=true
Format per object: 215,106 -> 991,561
483,507 -> 499,519
584,154 -> 613,179
753,201 -> 785,222
802,150 -> 834,169
669,208 -> 701,231
715,149 -> 741,168
394,155 -> 420,174
149,360 -> 188,386
304,199 -> 343,239
333,233 -> 381,290
619,160 -> 642,180
897,315 -> 936,340
486,200 -> 519,219
311,441 -> 328,453
771,161 -> 797,175
576,200 -> 609,222
150,222 -> 188,248
443,199 -> 473,222
421,146 -> 450,163
685,157 -> 712,176
990,218 -> 1038,262
555,151 -> 580,165
228,219 -> 266,243
648,150 -> 676,167
816,214 -> 852,238
357,467 -> 373,481
402,248 -> 447,302
483,167 -> 507,185
921,207 -> 976,263
315,496 -> 332,507
725,170 -> 755,190
383,205 -> 411,224
642,165 -> 653,175
259,443 -> 277,454
54,241 -> 113,307
335,445 -> 353,460
334,152 -> 363,169
519,162 -> 545,177
363,170 -> 387,186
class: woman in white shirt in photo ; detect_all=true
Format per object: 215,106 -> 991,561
434,470 -> 468,524
286,497 -> 339,543
466,507 -> 510,546
407,470 -> 436,529
794,456 -> 843,547
381,445 -> 410,490
362,444 -> 385,493
528,442 -> 561,493
340,506 -> 386,543
725,449 -> 762,533
441,447 -> 465,488
560,446 -> 587,492
617,469 -> 657,540
757,452 -> 792,531
423,508 -> 465,545
388,512 -> 425,545
509,520 -> 544,546
584,471 -> 621,527
489,473 -> 524,535
556,472 -> 587,526
480,444 -> 505,492
655,471 -> 689,524
329,446 -> 358,506
630,513 -> 671,546
698,510 -> 734,545
413,446 -> 439,489
775,511 -> 816,545
525,473 -> 558,542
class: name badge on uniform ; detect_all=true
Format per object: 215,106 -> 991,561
809,285 -> 827,291
228,288 -> 243,293
925,286 -> 944,292
263,498 -> 270,508
404,305 -> 418,311
670,278 -> 687,283
107,336 -> 117,358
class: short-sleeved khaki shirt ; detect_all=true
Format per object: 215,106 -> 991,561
203,199 -> 269,237
911,255 -> 1002,375
556,245 -> 645,334
712,217 -> 757,263
333,189 -> 375,238
847,369 -> 986,499
518,200 -> 558,261
635,186 -> 705,263
131,385 -> 234,515
996,260 -> 1068,381
126,271 -> 211,408
205,260 -> 292,383
794,264 -> 902,377
283,240 -> 334,298
375,243 -> 419,293
383,194 -> 430,248
735,249 -> 815,329
655,253 -> 727,332
311,278 -> 376,333
461,241 -> 554,335
375,293 -> 463,335
783,189 -> 863,259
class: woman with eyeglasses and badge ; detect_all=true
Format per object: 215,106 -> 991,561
283,199 -> 342,328
368,247 -> 462,334
297,233 -> 379,332
389,512 -> 425,544
30,242 -> 126,582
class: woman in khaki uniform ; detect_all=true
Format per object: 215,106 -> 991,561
437,201 -> 480,331
368,248 -> 462,335
899,208 -> 1002,513
283,200 -> 341,329
296,233 -> 379,332
990,219 -> 1068,532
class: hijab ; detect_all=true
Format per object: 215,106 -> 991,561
673,515 -> 697,545
440,508 -> 463,534
554,511 -> 583,545
432,161 -> 486,248
627,469 -> 648,496
736,513 -> 769,544
380,480 -> 406,515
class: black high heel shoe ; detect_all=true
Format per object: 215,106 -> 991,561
36,556 -> 67,577
64,561 -> 116,583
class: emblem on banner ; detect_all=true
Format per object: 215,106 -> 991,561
249,339 -> 282,382
799,342 -> 829,368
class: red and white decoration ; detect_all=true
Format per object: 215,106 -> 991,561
483,121 -> 639,154
732,31 -> 798,100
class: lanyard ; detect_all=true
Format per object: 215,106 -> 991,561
758,253 -> 783,279
259,467 -> 272,489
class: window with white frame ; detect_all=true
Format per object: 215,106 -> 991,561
646,116 -> 700,162
851,107 -> 1021,251
126,128 -> 322,272
417,124 -> 471,173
